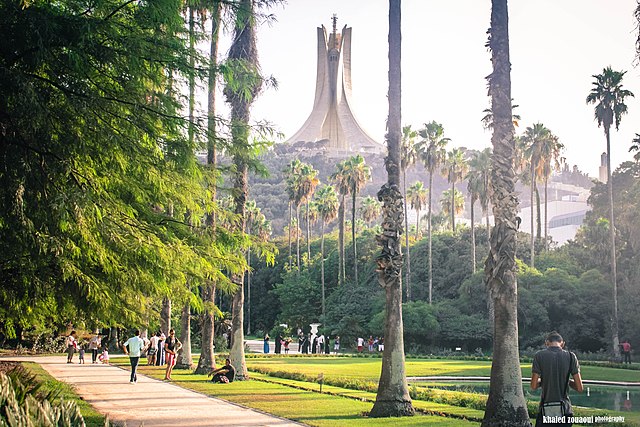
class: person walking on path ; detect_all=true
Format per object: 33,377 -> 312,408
123,329 -> 146,384
333,336 -> 340,354
88,333 -> 101,364
163,329 -> 181,381
622,340 -> 632,364
65,331 -> 78,363
147,332 -> 160,366
531,331 -> 583,426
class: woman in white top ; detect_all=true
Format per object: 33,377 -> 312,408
66,331 -> 78,363
88,334 -> 102,364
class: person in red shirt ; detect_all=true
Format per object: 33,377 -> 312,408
622,340 -> 632,364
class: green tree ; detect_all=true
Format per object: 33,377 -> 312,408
401,125 -> 419,299
631,133 -> 640,162
441,148 -> 468,233
417,121 -> 449,304
369,0 -> 414,418
466,151 -> 489,274
284,159 -> 303,269
331,160 -> 350,286
360,196 -> 382,226
299,164 -> 320,261
439,189 -> 464,227
535,132 -> 563,251
314,185 -> 339,322
481,0 -> 531,425
586,66 -> 634,358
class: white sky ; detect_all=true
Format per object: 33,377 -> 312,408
218,1 -> 640,178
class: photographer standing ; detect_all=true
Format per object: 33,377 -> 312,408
530,331 -> 583,426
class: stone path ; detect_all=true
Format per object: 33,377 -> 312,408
3,356 -> 304,427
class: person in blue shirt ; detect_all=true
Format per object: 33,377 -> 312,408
123,330 -> 147,384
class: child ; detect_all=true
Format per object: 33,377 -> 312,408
283,339 -> 290,354
100,347 -> 109,364
78,345 -> 85,364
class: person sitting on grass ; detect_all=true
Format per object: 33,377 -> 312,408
208,359 -> 236,383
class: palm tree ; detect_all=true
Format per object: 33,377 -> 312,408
441,148 -> 468,233
314,185 -> 339,322
407,182 -> 427,240
466,152 -> 489,273
334,155 -> 371,285
481,100 -> 521,130
439,189 -> 464,227
536,133 -> 564,251
631,134 -> 640,162
298,164 -> 319,261
520,123 -> 553,267
369,0 -> 414,417
401,125 -> 419,300
284,159 -> 303,270
224,0 -> 263,381
360,196 -> 382,226
417,121 -> 449,304
586,66 -> 634,358
481,1 -> 531,425
247,210 -> 271,336
332,160 -> 350,286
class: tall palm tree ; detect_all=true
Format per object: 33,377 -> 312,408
224,0 -> 263,381
466,152 -> 488,273
314,185 -> 338,322
586,66 -> 634,358
407,182 -> 427,240
360,195 -> 382,226
401,125 -> 418,300
439,189 -> 464,227
284,159 -> 303,269
481,1 -> 531,425
481,100 -> 521,130
417,121 -> 449,304
370,0 -> 414,417
244,200 -> 260,335
298,164 -> 319,261
536,133 -> 563,251
471,148 -> 493,252
332,160 -> 350,286
521,123 -> 552,267
442,148 -> 468,233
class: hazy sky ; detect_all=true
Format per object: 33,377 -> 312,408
220,1 -> 640,177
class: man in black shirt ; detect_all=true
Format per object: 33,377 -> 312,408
209,358 -> 236,383
531,331 -> 583,426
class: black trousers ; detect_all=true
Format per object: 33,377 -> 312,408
91,349 -> 99,363
129,356 -> 140,382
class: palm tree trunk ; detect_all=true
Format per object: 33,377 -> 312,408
188,6 -> 195,146
306,200 -> 311,261
451,181 -> 456,232
403,169 -> 410,301
605,126 -> 620,358
544,176 -> 548,251
296,204 -> 301,271
530,161 -> 535,268
195,284 -> 215,374
321,221 -> 326,322
352,191 -> 358,285
160,297 -> 171,335
428,171 -> 433,304
370,1 -> 414,416
471,197 -> 476,274
288,202 -> 292,269
482,1 -> 531,425
176,302 -> 193,369
535,185 -> 541,241
338,195 -> 346,285
246,245 -> 251,335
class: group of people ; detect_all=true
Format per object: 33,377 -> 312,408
122,329 -> 182,383
65,331 -> 109,365
357,336 -> 384,353
296,333 -> 340,355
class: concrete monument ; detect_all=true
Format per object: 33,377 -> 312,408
285,15 -> 383,155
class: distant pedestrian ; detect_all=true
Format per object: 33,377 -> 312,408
156,332 -> 166,366
302,334 -> 310,354
148,332 -> 160,365
78,346 -> 85,364
163,329 -> 181,381
100,347 -> 109,364
531,331 -> 583,426
368,336 -> 374,352
357,337 -> 364,353
378,337 -> 384,352
318,334 -> 325,354
123,329 -> 146,384
88,333 -> 101,364
283,338 -> 290,354
325,335 -> 331,354
275,334 -> 282,354
311,335 -> 318,354
263,334 -> 270,354
66,331 -> 78,363
333,336 -> 340,354
622,340 -> 632,364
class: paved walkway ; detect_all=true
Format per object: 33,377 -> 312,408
3,356 -> 304,427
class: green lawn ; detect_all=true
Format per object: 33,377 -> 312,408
245,357 -> 640,383
23,362 -> 107,427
